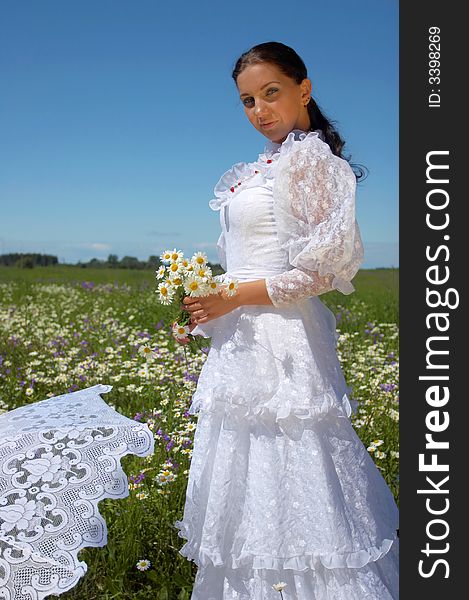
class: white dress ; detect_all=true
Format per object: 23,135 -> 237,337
174,129 -> 399,599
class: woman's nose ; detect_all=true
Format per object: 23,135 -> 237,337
254,99 -> 268,115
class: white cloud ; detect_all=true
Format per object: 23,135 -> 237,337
81,243 -> 112,251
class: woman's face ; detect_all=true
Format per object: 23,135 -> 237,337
236,62 -> 312,144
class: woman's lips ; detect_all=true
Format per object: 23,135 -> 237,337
260,121 -> 277,129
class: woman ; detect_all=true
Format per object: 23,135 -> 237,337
174,41 -> 399,599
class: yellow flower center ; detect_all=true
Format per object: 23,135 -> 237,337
189,281 -> 199,291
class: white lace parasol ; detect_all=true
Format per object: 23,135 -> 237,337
0,384 -> 154,599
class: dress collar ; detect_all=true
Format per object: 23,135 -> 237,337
263,128 -> 324,155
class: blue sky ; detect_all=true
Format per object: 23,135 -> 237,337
0,0 -> 398,268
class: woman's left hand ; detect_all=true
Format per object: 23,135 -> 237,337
182,288 -> 240,325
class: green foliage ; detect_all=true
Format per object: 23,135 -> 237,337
0,266 -> 399,598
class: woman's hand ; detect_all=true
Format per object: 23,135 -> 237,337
182,288 -> 240,325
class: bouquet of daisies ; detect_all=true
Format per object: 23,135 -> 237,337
156,248 -> 239,347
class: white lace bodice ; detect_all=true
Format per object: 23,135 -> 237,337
209,129 -> 364,308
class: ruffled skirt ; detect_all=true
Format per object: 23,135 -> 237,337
174,297 -> 399,599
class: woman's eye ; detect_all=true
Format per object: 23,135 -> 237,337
243,88 -> 278,107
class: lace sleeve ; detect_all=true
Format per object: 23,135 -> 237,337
265,268 -> 336,308
266,131 -> 364,308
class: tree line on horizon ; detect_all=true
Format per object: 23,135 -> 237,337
0,253 -> 222,271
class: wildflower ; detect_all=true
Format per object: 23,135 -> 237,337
168,261 -> 184,275
25,388 -> 34,396
155,265 -> 166,279
272,582 -> 287,592
138,345 -> 156,361
184,275 -> 209,297
169,248 -> 184,263
172,322 -> 190,340
208,280 -> 221,293
168,273 -> 184,287
136,559 -> 151,571
184,263 -> 195,274
138,364 -> 149,377
157,281 -> 175,305
375,451 -> 387,459
191,251 -> 208,267
160,249 -> 173,263
224,278 -> 239,297
194,266 -> 212,281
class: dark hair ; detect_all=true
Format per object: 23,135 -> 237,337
232,41 -> 368,183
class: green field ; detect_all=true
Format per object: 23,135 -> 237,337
0,266 -> 399,599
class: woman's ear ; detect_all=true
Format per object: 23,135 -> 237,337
301,78 -> 313,105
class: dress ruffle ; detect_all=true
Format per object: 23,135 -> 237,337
208,149 -> 280,211
174,395 -> 399,599
189,383 -> 356,439
173,542 -> 399,600
189,296 -> 357,439
175,518 -> 397,572
208,129 -> 324,213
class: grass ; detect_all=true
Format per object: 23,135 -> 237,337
0,266 -> 399,598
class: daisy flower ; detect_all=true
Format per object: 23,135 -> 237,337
169,248 -> 184,262
184,275 -> 209,297
136,559 -> 151,571
156,281 -> 175,305
138,364 -> 149,377
272,582 -> 287,591
167,261 -> 184,276
194,266 -> 212,281
155,265 -> 166,279
208,280 -> 221,294
160,249 -> 173,263
184,263 -> 195,275
138,345 -> 156,361
168,273 -> 184,287
224,278 -> 239,297
172,322 -> 190,340
191,251 -> 208,267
